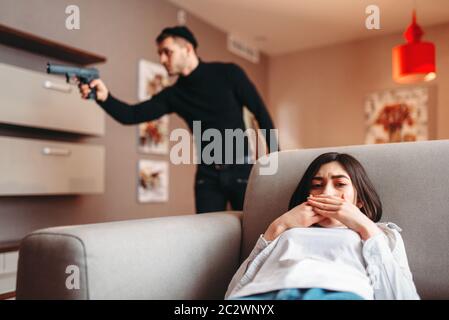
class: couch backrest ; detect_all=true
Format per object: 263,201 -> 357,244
242,140 -> 449,299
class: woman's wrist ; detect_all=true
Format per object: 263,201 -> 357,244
358,221 -> 381,241
264,219 -> 286,241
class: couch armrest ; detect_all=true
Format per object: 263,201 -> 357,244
16,211 -> 242,300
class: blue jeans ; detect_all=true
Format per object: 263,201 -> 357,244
232,288 -> 364,300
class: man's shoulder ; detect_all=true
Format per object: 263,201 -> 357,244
202,61 -> 241,72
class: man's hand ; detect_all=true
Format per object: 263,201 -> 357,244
78,78 -> 109,102
263,202 -> 324,241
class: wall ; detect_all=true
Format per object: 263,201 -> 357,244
269,22 -> 449,150
0,0 -> 269,244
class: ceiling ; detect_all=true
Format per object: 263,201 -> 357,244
168,0 -> 449,56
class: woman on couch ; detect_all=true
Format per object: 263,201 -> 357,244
225,152 -> 419,300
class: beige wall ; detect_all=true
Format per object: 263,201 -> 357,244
2,0 -> 447,246
269,22 -> 449,150
0,0 -> 269,244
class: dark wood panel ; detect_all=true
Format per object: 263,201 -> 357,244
0,24 -> 106,66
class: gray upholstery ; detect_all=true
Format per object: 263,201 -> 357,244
16,212 -> 242,299
16,140 -> 449,299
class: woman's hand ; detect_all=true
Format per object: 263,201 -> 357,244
307,194 -> 381,240
263,202 -> 324,241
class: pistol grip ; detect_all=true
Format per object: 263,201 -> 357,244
88,87 -> 97,100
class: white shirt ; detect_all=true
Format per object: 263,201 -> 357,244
225,222 -> 420,300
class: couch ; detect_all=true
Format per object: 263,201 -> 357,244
16,140 -> 449,299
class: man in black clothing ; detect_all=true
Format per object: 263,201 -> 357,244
79,26 -> 277,213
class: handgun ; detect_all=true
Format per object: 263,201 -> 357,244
46,63 -> 100,100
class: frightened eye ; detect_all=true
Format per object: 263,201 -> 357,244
311,184 -> 323,189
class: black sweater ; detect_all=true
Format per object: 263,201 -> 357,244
97,61 -> 277,163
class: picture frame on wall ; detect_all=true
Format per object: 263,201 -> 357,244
364,86 -> 436,144
137,116 -> 170,155
137,159 -> 169,203
137,59 -> 171,155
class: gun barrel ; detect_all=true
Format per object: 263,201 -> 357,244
46,63 -> 99,79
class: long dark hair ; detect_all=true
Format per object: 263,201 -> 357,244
288,152 -> 382,222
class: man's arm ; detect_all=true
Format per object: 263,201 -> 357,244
80,79 -> 173,125
229,64 -> 279,152
97,89 -> 173,125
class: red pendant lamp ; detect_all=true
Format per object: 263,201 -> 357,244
392,10 -> 436,84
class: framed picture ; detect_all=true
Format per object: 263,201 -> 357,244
138,159 -> 169,203
138,59 -> 170,101
365,86 -> 430,144
138,116 -> 170,155
137,59 -> 171,154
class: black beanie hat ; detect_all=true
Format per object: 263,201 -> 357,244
156,26 -> 198,49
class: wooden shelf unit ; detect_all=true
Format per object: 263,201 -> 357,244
0,241 -> 19,254
0,24 -> 106,65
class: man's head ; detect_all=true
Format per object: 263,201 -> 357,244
156,26 -> 198,76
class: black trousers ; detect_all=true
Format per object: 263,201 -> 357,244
194,163 -> 253,214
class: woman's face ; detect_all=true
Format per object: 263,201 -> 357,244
309,161 -> 359,228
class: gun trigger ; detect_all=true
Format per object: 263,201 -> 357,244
68,74 -> 79,85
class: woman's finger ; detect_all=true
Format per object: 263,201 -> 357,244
307,198 -> 341,211
311,214 -> 325,224
311,194 -> 344,201
308,196 -> 342,205
311,194 -> 341,198
311,207 -> 336,217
